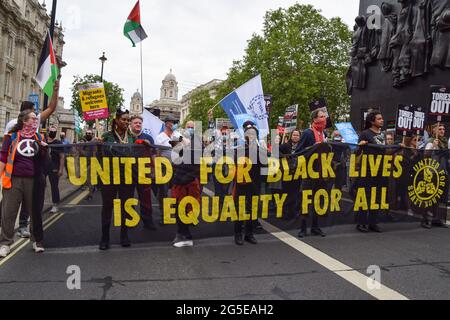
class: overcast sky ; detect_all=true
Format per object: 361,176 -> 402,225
52,0 -> 360,110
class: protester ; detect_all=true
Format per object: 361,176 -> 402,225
0,110 -> 47,257
59,131 -> 70,176
98,109 -> 136,250
297,109 -> 328,238
1,81 -> 59,243
79,130 -> 97,201
421,124 -> 449,229
280,130 -> 302,220
234,121 -> 266,246
130,115 -> 156,230
170,131 -> 201,247
213,126 -> 233,208
356,109 -> 386,233
45,127 -> 65,214
386,132 -> 395,146
155,115 -> 177,224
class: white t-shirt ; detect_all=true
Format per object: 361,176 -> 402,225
155,131 -> 172,159
3,114 -> 41,135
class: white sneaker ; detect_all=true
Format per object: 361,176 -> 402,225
32,242 -> 45,253
17,228 -> 31,239
173,240 -> 194,248
50,206 -> 59,214
0,245 -> 11,258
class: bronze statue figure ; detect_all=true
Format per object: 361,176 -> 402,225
390,0 -> 415,87
378,2 -> 398,71
429,0 -> 450,68
410,0 -> 431,77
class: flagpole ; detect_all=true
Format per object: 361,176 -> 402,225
140,40 -> 144,113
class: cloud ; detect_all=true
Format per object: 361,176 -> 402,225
55,0 -> 358,111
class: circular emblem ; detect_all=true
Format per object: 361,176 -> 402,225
248,95 -> 267,121
408,159 -> 447,209
17,139 -> 39,158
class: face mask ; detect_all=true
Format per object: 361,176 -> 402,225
314,118 -> 327,131
49,132 -> 57,139
172,124 -> 179,131
21,118 -> 39,138
186,128 -> 194,136
86,135 -> 93,142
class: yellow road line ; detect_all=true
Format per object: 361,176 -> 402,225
0,190 -> 89,267
260,220 -> 409,301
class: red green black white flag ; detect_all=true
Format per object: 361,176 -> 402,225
124,1 -> 148,47
36,31 -> 58,98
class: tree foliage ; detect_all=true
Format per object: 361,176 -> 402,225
70,74 -> 125,127
187,4 -> 352,130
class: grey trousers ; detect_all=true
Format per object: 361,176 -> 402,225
0,177 -> 34,246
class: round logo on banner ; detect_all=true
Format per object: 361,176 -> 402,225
248,95 -> 267,121
408,159 -> 447,209
17,139 -> 39,158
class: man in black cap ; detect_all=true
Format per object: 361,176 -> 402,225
233,120 -> 267,245
155,114 -> 179,224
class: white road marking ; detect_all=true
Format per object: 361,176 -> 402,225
260,220 -> 409,300
0,191 -> 90,267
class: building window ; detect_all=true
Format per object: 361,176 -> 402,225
4,71 -> 11,97
7,36 -> 13,58
5,112 -> 10,125
170,91 -> 173,98
164,89 -> 167,98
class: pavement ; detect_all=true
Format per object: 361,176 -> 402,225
0,183 -> 449,301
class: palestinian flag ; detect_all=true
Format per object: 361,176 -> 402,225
36,31 -> 58,98
124,1 -> 148,47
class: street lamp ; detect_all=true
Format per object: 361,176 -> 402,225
99,52 -> 107,82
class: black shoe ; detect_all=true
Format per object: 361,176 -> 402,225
244,234 -> 257,245
311,228 -> 326,237
99,241 -> 110,251
356,225 -> 368,233
432,221 -> 449,228
143,220 -> 157,231
369,224 -> 382,233
121,234 -> 131,248
235,234 -> 244,246
421,221 -> 432,229
298,229 -> 307,238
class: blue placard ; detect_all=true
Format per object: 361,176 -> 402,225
335,123 -> 359,146
28,93 -> 40,114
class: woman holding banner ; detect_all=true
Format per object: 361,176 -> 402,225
280,130 -> 302,220
99,109 -> 136,251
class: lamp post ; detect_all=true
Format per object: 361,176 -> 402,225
99,52 -> 108,132
99,52 -> 107,82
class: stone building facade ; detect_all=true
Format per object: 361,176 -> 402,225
180,79 -> 223,124
48,97 -> 76,143
0,0 -> 65,134
146,70 -> 182,121
130,90 -> 143,115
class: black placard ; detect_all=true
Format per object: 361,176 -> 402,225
429,85 -> 450,123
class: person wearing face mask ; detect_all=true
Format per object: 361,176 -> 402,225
0,110 -> 47,257
45,127 -> 65,214
79,130 -> 97,201
297,109 -> 328,238
233,121 -> 268,246
155,115 -> 178,224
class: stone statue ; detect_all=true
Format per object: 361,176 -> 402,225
428,0 -> 450,68
390,0 -> 415,87
410,0 -> 431,77
378,2 -> 398,71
